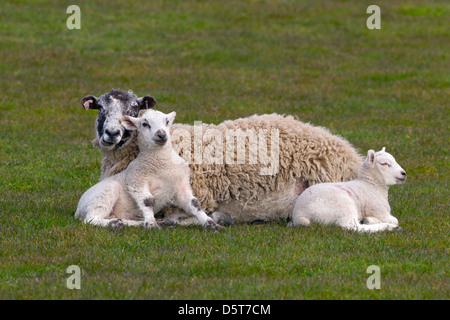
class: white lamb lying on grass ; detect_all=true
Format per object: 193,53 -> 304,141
289,147 -> 407,232
75,109 -> 221,230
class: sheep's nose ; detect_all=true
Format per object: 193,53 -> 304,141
401,170 -> 407,177
105,129 -> 120,138
155,130 -> 166,140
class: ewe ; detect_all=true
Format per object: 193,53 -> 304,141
289,148 -> 406,232
75,109 -> 221,230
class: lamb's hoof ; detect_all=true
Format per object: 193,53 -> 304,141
204,219 -> 224,231
395,226 -> 404,233
361,218 -> 368,225
109,219 -> 124,231
144,221 -> 161,229
159,219 -> 176,227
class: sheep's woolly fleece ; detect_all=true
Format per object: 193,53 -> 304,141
94,113 -> 363,222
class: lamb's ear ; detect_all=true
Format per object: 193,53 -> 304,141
381,147 -> 386,153
366,149 -> 376,165
120,116 -> 139,131
167,111 -> 176,126
81,95 -> 99,110
137,96 -> 157,110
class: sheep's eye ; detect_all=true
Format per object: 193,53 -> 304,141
142,122 -> 150,129
165,119 -> 169,126
380,162 -> 390,167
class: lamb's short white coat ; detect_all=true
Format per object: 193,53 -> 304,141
289,148 -> 407,232
75,110 -> 220,229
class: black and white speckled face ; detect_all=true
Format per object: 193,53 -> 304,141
81,89 -> 156,151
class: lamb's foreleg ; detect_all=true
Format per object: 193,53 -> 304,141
126,185 -> 159,228
175,188 -> 222,230
362,215 -> 399,226
338,218 -> 400,233
361,217 -> 383,225
335,204 -> 400,232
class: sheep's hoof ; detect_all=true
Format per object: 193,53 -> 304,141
395,226 -> 404,233
159,219 -> 176,227
144,221 -> 161,229
109,219 -> 124,231
222,217 -> 233,226
204,219 -> 224,231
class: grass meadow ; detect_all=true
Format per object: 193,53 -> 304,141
0,0 -> 448,300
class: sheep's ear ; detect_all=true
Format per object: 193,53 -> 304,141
137,96 -> 157,110
167,111 -> 176,126
366,149 -> 376,165
120,116 -> 138,131
81,95 -> 99,110
381,147 -> 386,153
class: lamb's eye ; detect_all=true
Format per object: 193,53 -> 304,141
142,122 -> 150,129
165,119 -> 169,126
380,163 -> 390,167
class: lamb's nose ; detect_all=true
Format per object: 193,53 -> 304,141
401,170 -> 407,177
156,130 -> 166,140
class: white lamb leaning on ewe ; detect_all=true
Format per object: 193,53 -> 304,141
289,147 -> 407,232
75,109 -> 221,230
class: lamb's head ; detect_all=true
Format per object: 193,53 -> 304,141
120,110 -> 176,150
81,89 -> 156,151
363,147 -> 407,186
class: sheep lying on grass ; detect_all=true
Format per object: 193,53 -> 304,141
289,147 -> 406,232
75,109 -> 221,230
81,89 -> 364,225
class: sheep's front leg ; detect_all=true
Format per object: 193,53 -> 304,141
127,185 -> 159,229
175,187 -> 222,230
379,215 -> 399,226
141,196 -> 159,228
361,217 -> 383,225
363,213 -> 399,226
339,218 -> 401,233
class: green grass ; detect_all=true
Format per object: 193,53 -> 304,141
0,0 -> 448,299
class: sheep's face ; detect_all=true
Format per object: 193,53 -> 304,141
81,90 -> 156,151
366,148 -> 407,186
120,110 -> 176,150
